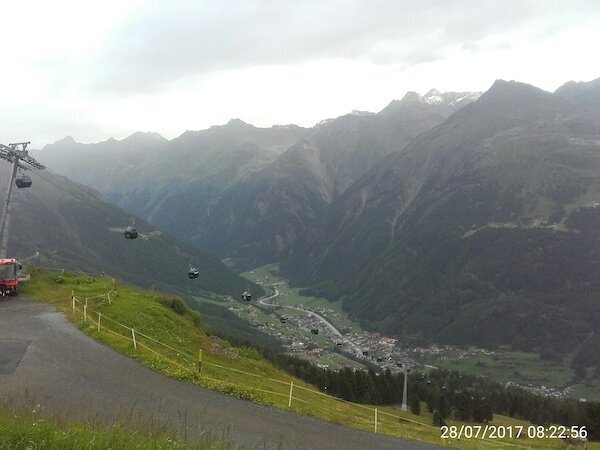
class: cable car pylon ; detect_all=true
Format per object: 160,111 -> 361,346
0,142 -> 45,258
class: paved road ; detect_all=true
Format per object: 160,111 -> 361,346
0,298 -> 440,449
258,288 -> 363,356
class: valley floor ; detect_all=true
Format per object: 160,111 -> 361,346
231,263 -> 599,402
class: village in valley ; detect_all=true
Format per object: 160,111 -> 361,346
206,263 -> 581,401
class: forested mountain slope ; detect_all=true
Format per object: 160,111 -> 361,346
282,79 -> 600,365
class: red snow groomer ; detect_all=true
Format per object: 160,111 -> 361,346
0,258 -> 20,296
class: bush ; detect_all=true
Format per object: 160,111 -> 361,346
188,310 -> 202,327
237,346 -> 261,360
157,297 -> 202,327
158,296 -> 188,315
54,274 -> 97,285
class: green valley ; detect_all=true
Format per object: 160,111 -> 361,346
230,264 -> 600,402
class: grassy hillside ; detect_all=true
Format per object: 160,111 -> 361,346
0,407 -> 231,449
19,270 -> 588,449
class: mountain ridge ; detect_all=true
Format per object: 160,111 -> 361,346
281,78 -> 600,360
39,89 -> 479,267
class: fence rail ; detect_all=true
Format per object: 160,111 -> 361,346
29,264 -> 109,279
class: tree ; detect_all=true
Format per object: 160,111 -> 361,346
473,396 -> 492,423
427,388 -> 440,413
580,402 -> 600,440
455,392 -> 471,421
410,395 -> 421,415
432,410 -> 442,427
439,394 -> 450,419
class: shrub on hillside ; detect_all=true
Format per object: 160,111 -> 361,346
54,274 -> 97,285
187,310 -> 202,327
237,346 -> 261,360
157,297 -> 202,327
158,296 -> 188,315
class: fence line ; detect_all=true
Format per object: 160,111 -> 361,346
31,265 -> 101,277
67,286 -> 522,448
133,328 -> 196,361
203,360 -> 292,387
75,299 -> 196,374
69,292 -> 429,429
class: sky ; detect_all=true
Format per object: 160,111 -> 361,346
1,0 -> 599,147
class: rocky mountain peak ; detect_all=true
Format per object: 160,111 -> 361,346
54,135 -> 77,145
225,118 -> 253,128
379,89 -> 481,115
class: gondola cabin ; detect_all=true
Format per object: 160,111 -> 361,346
124,226 -> 138,239
188,268 -> 199,279
15,175 -> 32,188
241,291 -> 251,302
280,316 -> 287,323
310,328 -> 319,335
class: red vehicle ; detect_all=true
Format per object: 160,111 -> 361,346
0,258 -> 20,296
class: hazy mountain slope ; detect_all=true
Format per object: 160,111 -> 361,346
196,140 -> 334,266
196,91 -> 480,267
282,79 -> 600,357
39,132 -> 169,195
555,78 -> 600,112
3,165 -> 261,299
38,121 -> 309,241
38,91 -> 479,267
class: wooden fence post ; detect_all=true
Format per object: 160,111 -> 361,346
132,328 -> 137,350
288,381 -> 294,407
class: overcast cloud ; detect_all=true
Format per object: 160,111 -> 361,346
1,0 -> 599,146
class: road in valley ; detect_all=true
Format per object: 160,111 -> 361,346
257,287 -> 364,357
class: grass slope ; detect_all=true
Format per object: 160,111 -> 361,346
20,270 -> 587,449
0,406 -> 231,449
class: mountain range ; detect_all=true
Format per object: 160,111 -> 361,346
39,88 -> 481,268
36,79 -> 600,370
285,80 -> 600,362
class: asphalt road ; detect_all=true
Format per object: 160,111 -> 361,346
0,298 -> 441,449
